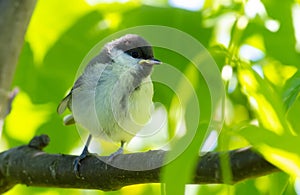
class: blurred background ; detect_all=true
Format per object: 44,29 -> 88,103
1,0 -> 300,194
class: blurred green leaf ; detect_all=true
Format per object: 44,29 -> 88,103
263,61 -> 297,89
243,0 -> 300,67
26,0 -> 93,64
285,71 -> 300,135
196,184 -> 230,195
163,123 -> 209,195
235,179 -> 262,194
287,98 -> 300,135
239,125 -> 300,178
283,70 -> 300,110
5,91 -> 52,143
238,65 -> 291,135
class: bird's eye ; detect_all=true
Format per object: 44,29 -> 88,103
130,51 -> 140,58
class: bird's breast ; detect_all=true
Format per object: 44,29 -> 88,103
93,73 -> 154,142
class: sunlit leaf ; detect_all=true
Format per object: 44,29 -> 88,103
243,34 -> 265,53
263,61 -> 297,88
26,0 -> 93,64
238,65 -> 291,135
4,185 -> 83,195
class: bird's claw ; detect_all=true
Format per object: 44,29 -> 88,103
107,146 -> 124,162
73,146 -> 89,178
73,158 -> 82,178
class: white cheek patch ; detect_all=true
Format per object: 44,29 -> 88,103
110,48 -> 139,68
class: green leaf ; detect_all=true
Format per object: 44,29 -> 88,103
283,71 -> 300,110
238,65 -> 291,135
239,125 -> 300,178
26,0 -> 93,64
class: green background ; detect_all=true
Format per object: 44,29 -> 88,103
2,0 -> 300,194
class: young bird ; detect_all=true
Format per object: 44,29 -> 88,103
57,34 -> 161,176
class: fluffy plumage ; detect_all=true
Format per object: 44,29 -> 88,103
58,34 -> 160,143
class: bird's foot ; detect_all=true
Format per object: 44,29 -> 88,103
107,146 -> 124,162
73,146 -> 90,178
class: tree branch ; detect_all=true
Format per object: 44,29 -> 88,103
0,135 -> 280,193
0,0 -> 36,119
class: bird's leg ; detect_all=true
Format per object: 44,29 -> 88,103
73,134 -> 92,178
108,140 -> 125,161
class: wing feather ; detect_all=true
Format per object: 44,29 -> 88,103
57,92 -> 72,114
63,114 -> 75,125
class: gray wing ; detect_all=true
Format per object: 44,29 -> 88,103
57,49 -> 111,124
57,92 -> 72,114
57,92 -> 75,125
57,75 -> 84,114
57,76 -> 84,125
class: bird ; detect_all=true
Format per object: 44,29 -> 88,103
57,34 -> 161,177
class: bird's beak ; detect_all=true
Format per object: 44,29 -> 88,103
139,58 -> 162,66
